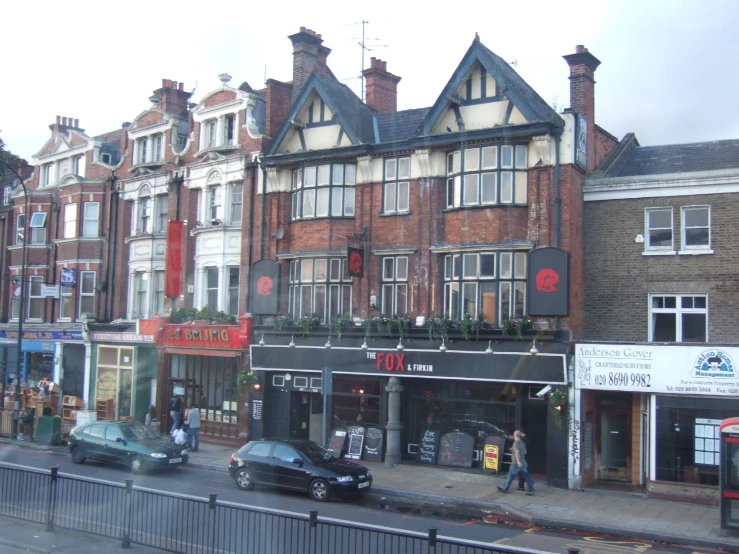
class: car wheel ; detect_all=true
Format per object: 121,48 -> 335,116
235,468 -> 254,491
130,456 -> 147,474
309,478 -> 331,502
71,446 -> 86,464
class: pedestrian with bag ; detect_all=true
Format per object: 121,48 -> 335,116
517,427 -> 530,491
170,390 -> 183,435
497,430 -> 535,496
185,403 -> 201,452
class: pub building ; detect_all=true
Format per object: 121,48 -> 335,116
155,314 -> 253,445
573,343 -> 739,504
249,333 -> 569,485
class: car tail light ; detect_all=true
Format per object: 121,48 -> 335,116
230,452 -> 235,464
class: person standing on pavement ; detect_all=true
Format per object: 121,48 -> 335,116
517,427 -> 530,491
185,403 -> 201,452
497,430 -> 535,495
170,390 -> 183,435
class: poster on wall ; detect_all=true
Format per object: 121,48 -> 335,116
527,248 -> 569,316
575,343 -> 739,396
251,260 -> 279,315
575,113 -> 588,171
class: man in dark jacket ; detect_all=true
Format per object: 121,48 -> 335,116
170,391 -> 183,434
517,428 -> 530,491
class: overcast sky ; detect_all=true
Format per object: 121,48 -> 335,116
2,0 -> 738,162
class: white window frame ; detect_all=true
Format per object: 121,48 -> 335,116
28,276 -> 44,321
152,134 -> 163,163
229,183 -> 243,224
209,186 -> 222,222
380,256 -> 409,317
79,271 -> 95,318
645,207 -> 674,252
680,205 -> 711,252
137,138 -> 148,165
134,272 -> 149,317
64,204 -> 77,238
205,119 -> 217,148
224,114 -> 236,146
156,195 -> 168,233
138,197 -> 151,234
59,278 -> 74,320
383,157 -> 411,214
227,267 -> 239,315
41,164 -> 52,187
29,212 -> 47,245
83,202 -> 100,237
649,294 -> 708,343
16,214 -> 25,245
153,270 -> 165,315
204,267 -> 219,310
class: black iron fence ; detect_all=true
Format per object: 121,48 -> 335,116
0,462 -> 546,554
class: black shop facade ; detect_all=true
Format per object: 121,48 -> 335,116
249,336 -> 570,486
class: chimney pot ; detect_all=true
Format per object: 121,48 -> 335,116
74,119 -> 79,127
179,82 -> 184,91
172,81 -> 178,89
300,26 -> 306,32
56,115 -> 61,125
162,79 -> 167,88
575,45 -> 585,53
62,117 -> 68,126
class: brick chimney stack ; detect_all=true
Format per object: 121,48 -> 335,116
362,57 -> 401,114
289,27 -> 328,102
49,115 -> 84,135
155,79 -> 192,115
563,45 -> 601,173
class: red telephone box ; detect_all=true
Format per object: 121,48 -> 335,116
719,417 -> 739,532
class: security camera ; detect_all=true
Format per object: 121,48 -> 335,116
535,385 -> 552,398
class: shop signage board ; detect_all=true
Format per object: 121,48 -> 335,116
326,428 -> 347,457
575,343 -> 739,396
165,221 -> 183,298
527,247 -> 569,316
162,325 -> 243,350
90,332 -> 155,343
251,345 -> 567,384
418,428 -> 440,464
345,426 -> 365,460
347,246 -> 365,278
251,260 -> 280,315
362,427 -> 383,462
0,330 -> 83,341
41,285 -> 59,298
483,435 -> 506,473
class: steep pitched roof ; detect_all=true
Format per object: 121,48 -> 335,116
376,108 -> 429,144
605,138 -> 739,178
417,39 -> 561,136
267,73 -> 375,156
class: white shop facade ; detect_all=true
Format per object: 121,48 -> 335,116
571,342 -> 739,504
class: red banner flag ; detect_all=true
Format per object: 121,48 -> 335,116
166,221 -> 184,298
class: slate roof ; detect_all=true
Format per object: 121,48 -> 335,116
314,74 -> 376,145
606,138 -> 739,178
376,108 -> 429,144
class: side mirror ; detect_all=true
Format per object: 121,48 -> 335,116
116,437 -> 126,445
292,458 -> 303,466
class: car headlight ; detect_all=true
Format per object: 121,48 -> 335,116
181,449 -> 188,456
363,472 -> 371,479
150,453 -> 167,459
336,475 -> 353,483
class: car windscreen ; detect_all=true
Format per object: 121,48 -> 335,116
122,424 -> 159,441
295,442 -> 336,464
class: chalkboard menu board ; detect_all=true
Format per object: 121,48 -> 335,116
418,428 -> 440,464
326,428 -> 347,458
345,425 -> 365,460
362,427 -> 383,462
437,431 -> 475,468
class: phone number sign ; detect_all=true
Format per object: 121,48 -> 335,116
575,343 -> 739,396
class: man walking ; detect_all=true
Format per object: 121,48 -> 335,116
170,390 -> 183,435
497,430 -> 535,495
185,403 -> 201,452
517,427 -> 530,491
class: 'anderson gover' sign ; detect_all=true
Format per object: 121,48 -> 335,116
575,343 -> 739,396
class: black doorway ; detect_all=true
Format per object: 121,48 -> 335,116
266,389 -> 290,439
521,386 -> 548,475
290,391 -> 311,439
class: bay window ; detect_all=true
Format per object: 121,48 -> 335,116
64,204 -> 77,238
79,271 -> 95,317
153,270 -> 165,315
156,195 -> 169,233
205,267 -> 219,310
291,163 -> 356,220
443,250 -> 527,325
228,268 -> 239,315
288,257 -> 352,322
29,212 -> 47,245
28,276 -> 43,320
229,183 -> 243,224
446,144 -> 528,208
83,202 -> 99,237
134,272 -> 149,317
209,186 -> 222,221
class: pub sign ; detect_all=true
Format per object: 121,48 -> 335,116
527,247 -> 569,316
347,246 -> 365,278
251,259 -> 279,315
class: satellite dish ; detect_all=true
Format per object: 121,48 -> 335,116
274,228 -> 285,240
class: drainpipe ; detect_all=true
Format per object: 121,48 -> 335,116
554,130 -> 562,249
260,165 -> 267,261
105,173 -> 119,319
246,159 -> 258,313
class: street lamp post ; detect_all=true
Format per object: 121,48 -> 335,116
0,159 -> 29,439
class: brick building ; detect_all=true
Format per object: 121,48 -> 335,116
575,137 -> 739,501
248,34 -> 617,487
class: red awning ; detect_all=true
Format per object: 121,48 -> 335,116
165,348 -> 239,358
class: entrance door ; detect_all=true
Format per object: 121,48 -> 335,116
521,389 -> 548,475
290,392 -> 310,440
599,409 -> 629,481
266,389 -> 290,439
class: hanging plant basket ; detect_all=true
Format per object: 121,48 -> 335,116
238,371 -> 258,391
548,388 -> 570,429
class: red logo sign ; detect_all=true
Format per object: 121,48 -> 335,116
535,268 -> 559,293
257,276 -> 273,296
166,221 -> 184,298
376,352 -> 406,372
349,252 -> 363,274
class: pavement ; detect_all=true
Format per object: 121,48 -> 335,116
2,436 -> 738,552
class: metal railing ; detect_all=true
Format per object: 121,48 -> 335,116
0,462 -> 547,554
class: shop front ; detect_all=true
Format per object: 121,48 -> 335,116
574,343 -> 739,503
157,316 -> 252,446
251,337 -> 568,484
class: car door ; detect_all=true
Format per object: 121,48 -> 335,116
83,424 -> 108,460
244,442 -> 274,484
271,444 -> 311,490
104,424 -> 129,465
